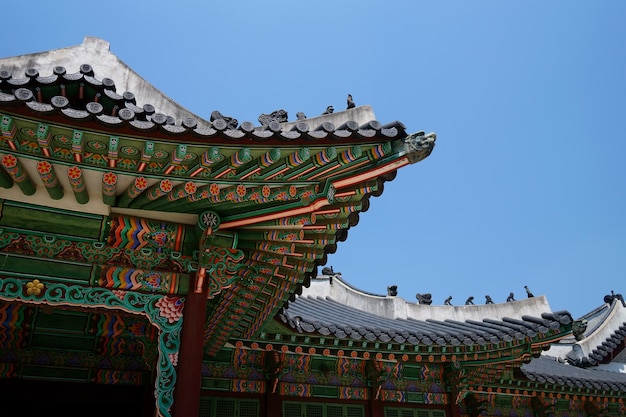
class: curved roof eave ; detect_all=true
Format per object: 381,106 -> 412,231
278,274 -> 572,350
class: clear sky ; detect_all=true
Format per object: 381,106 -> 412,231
2,1 -> 625,318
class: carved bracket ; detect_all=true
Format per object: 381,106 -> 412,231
199,246 -> 246,299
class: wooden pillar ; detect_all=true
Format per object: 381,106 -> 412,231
265,390 -> 282,417
369,399 -> 384,417
172,285 -> 208,417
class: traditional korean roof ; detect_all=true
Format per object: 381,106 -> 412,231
521,356 -> 626,392
277,275 -> 572,363
0,37 -> 436,358
545,295 -> 626,368
511,294 -> 626,401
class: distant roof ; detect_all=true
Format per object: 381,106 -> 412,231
522,355 -> 626,392
280,275 -> 572,348
546,296 -> 626,368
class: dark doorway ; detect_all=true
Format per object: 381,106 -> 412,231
0,378 -> 153,417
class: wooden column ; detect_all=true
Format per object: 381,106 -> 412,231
265,390 -> 282,417
172,283 -> 208,417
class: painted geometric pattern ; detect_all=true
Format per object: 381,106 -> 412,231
93,313 -> 158,368
1,114 -> 394,182
202,347 -> 447,402
0,302 -> 157,374
0,231 -> 196,274
380,390 -> 447,404
107,215 -> 186,252
95,265 -> 182,294
0,303 -> 32,349
202,347 -> 266,381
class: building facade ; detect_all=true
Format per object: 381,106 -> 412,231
0,38 -> 623,417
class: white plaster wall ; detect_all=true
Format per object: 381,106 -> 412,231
0,37 -> 210,126
304,276 -> 554,321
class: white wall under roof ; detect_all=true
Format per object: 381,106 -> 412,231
0,37 -> 210,127
305,275 -> 554,322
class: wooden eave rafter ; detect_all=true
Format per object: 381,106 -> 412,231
0,78 -> 436,358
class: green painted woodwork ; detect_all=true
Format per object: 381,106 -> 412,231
385,408 -> 445,417
1,111 -> 397,185
21,365 -> 90,382
283,402 -> 365,417
31,333 -> 95,351
0,167 -> 13,188
0,200 -> 106,240
34,309 -> 89,331
201,378 -> 231,391
0,254 -> 92,282
199,397 -> 260,417
311,357 -> 336,373
0,154 -> 35,195
311,386 -> 339,398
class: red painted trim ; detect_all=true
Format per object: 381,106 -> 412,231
219,156 -> 408,230
331,157 -> 408,190
220,197 -> 329,229
188,166 -> 204,177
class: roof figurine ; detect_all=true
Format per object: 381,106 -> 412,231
444,295 -> 453,305
387,285 -> 398,297
525,285 -> 535,298
347,93 -> 355,109
416,292 -> 433,305
604,289 -> 626,307
485,295 -> 494,304
465,296 -> 474,305
257,109 -> 288,126
322,105 -> 334,115
507,292 -> 516,302
210,110 -> 238,129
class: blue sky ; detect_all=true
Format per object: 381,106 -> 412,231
2,1 -> 625,318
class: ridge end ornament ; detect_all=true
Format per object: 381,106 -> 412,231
403,131 -> 436,164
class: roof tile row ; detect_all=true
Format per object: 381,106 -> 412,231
280,295 -> 572,348
523,356 -> 626,392
0,67 -> 406,142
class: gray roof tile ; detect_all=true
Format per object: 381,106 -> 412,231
522,356 -> 626,392
280,295 -> 571,348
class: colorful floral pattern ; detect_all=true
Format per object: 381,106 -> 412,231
67,165 -> 82,179
102,171 -> 117,185
1,154 -> 17,169
155,296 -> 184,323
184,181 -> 196,194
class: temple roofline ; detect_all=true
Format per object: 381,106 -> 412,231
546,298 -> 626,366
0,37 -> 408,135
302,274 -> 554,322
